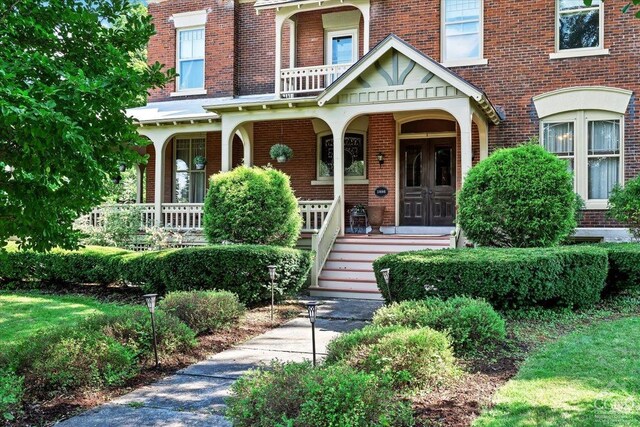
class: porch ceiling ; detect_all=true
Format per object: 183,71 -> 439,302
254,0 -> 335,10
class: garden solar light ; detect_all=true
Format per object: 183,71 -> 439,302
380,268 -> 390,285
267,265 -> 277,322
143,294 -> 159,367
306,301 -> 318,367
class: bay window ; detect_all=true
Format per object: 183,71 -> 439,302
174,137 -> 206,203
541,111 -> 622,209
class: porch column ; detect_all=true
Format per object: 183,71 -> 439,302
236,122 -> 254,167
331,122 -> 347,236
152,138 -> 166,226
135,164 -> 145,204
274,14 -> 287,98
460,114 -> 473,187
221,118 -> 235,172
361,4 -> 371,53
472,112 -> 490,160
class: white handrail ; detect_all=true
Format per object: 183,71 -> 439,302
161,203 -> 204,230
310,196 -> 341,287
299,200 -> 333,232
81,203 -> 155,230
280,63 -> 354,95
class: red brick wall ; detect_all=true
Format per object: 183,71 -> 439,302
147,0 -> 235,101
236,3 -> 276,95
367,114 -> 396,226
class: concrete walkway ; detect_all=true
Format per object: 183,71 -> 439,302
58,298 -> 382,427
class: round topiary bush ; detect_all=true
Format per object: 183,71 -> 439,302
458,142 -> 579,247
203,166 -> 302,247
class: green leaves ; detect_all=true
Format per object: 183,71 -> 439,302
0,0 -> 171,251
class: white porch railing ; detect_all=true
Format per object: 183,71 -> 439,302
299,200 -> 333,232
280,63 -> 354,96
83,200 -> 334,233
310,196 -> 341,288
82,203 -> 155,229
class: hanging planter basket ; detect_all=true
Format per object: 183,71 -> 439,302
270,144 -> 293,163
194,155 -> 207,170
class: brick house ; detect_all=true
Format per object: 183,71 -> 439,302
117,0 -> 637,297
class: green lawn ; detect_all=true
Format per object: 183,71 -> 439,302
0,292 -> 128,350
475,317 -> 640,427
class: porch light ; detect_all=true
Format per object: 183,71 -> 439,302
143,294 -> 159,367
376,152 -> 385,167
267,265 -> 276,322
380,268 -> 392,301
306,301 -> 319,367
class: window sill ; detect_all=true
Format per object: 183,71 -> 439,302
549,49 -> 609,60
311,179 -> 369,186
440,58 -> 488,68
170,89 -> 208,97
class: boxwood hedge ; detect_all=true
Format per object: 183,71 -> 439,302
597,243 -> 640,294
0,244 -> 313,306
373,246 -> 609,309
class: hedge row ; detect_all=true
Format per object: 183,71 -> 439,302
0,245 -> 313,306
598,243 -> 640,294
373,245 -> 610,309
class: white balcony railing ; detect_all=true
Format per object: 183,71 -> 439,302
280,63 -> 354,96
82,201 -> 333,233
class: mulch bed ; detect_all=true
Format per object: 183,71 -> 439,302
11,287 -> 303,427
412,339 -> 528,427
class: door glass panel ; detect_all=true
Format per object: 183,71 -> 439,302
331,35 -> 354,64
405,148 -> 422,187
175,140 -> 190,171
435,147 -> 452,186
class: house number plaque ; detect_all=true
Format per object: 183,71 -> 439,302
374,187 -> 389,197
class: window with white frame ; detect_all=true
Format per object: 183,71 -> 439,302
317,133 -> 366,180
442,0 -> 482,62
174,137 -> 206,203
557,0 -> 603,51
541,111 -> 622,208
325,29 -> 358,84
177,28 -> 205,91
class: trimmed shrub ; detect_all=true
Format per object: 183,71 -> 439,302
226,361 -> 414,427
13,327 -> 139,392
608,176 -> 640,239
203,166 -> 302,247
328,326 -> 459,391
458,143 -> 580,247
0,368 -> 23,422
84,307 -> 197,362
325,325 -> 405,364
598,243 -> 640,294
373,246 -> 608,309
159,291 -> 245,335
0,245 -> 313,306
373,297 -> 506,355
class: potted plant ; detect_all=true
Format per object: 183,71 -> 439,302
194,155 -> 207,170
270,144 -> 293,163
351,203 -> 366,215
366,205 -> 386,234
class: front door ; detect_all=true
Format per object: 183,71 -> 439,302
400,138 -> 456,226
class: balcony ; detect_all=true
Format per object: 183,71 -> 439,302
280,63 -> 354,97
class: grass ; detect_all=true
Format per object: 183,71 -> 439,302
474,315 -> 640,427
0,291 -> 129,350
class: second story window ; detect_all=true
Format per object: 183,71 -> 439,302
177,28 -> 205,92
557,0 -> 603,52
442,0 -> 483,64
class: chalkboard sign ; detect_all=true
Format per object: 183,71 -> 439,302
374,187 -> 389,197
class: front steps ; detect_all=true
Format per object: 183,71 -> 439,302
309,235 -> 450,300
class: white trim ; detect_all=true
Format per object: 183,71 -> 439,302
441,0 -> 485,64
170,89 -> 208,97
533,86 -> 632,119
325,28 -> 359,67
549,48 -> 609,60
554,0 -> 605,54
171,10 -> 208,29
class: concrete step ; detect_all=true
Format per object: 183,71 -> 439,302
317,278 -> 378,292
309,287 -> 383,301
336,236 -> 450,244
332,242 -> 448,253
319,268 -> 376,281
323,260 -> 374,270
328,251 -> 388,262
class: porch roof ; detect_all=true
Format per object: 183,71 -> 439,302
254,0 -> 324,10
126,97 -> 222,126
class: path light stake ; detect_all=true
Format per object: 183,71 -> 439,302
267,265 -> 277,323
380,268 -> 391,301
143,294 -> 159,368
306,301 -> 318,367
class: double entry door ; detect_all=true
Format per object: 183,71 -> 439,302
400,138 -> 456,226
